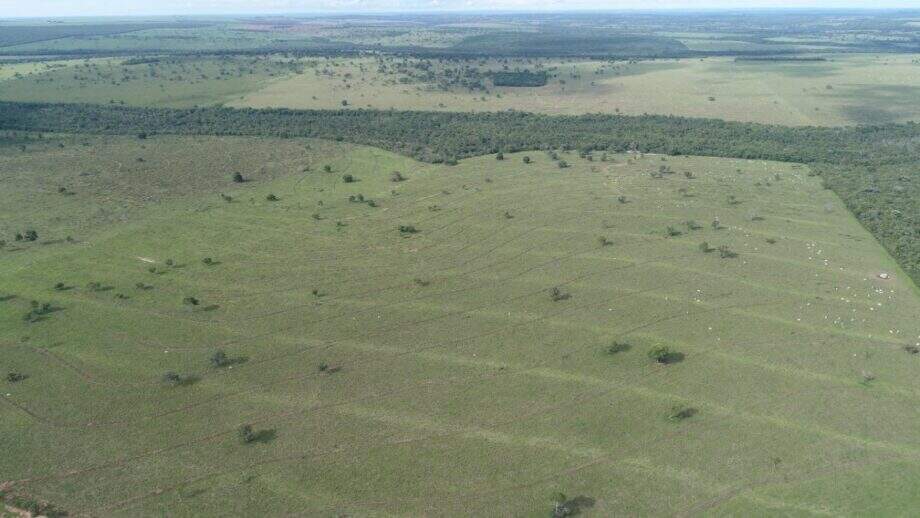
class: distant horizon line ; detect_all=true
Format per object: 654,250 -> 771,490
4,6 -> 920,21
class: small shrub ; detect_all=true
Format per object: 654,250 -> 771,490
391,171 -> 405,182
904,345 -> 919,355
413,278 -> 430,287
668,405 -> 697,421
162,372 -> 182,386
522,156 -> 531,164
699,241 -> 713,253
220,193 -> 233,202
266,194 -> 279,202
323,165 -> 332,173
711,219 -> 722,230
503,211 -> 514,219
685,220 -> 702,230
495,152 -> 504,160
684,171 -> 695,179
648,346 -> 682,364
7,372 -> 27,383
398,225 -> 418,234
551,493 -> 572,518
202,257 -> 214,266
53,282 -> 67,291
617,195 -> 627,204
210,350 -> 229,368
606,342 -> 630,355
342,174 -> 356,183
232,172 -> 244,183
598,236 -> 612,247
666,226 -> 682,237
183,296 -> 200,306
718,245 -> 737,259
239,424 -> 256,444
557,160 -> 569,169
550,287 -> 570,302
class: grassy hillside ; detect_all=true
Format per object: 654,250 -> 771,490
2,135 -> 919,515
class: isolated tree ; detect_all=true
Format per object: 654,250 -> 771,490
598,236 -> 612,247
390,171 -> 405,182
666,226 -> 682,237
266,194 -> 279,201
496,152 -> 504,160
202,257 -> 214,266
522,155 -> 531,164
342,174 -> 356,183
699,241 -> 712,253
323,165 -> 332,173
718,245 -> 737,258
232,172 -> 244,183
617,195 -> 627,204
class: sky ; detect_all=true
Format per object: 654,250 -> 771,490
2,0 -> 919,18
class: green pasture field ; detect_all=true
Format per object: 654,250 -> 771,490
231,54 -> 920,126
2,134 -> 919,516
2,51 -> 918,126
0,56 -> 301,107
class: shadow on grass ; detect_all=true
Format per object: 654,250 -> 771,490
251,429 -> 277,444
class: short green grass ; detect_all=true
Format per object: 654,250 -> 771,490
2,135 -> 919,516
0,57 -> 300,107
5,53 -> 919,125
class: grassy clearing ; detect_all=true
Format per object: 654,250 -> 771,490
0,57 -> 300,107
232,54 -> 920,126
1,136 -> 919,516
3,53 -> 918,125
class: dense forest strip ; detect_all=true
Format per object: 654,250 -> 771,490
0,101 -> 917,285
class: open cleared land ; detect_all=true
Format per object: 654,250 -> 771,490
232,54 -> 920,126
2,135 -> 919,515
4,52 -> 916,126
0,57 -> 302,108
